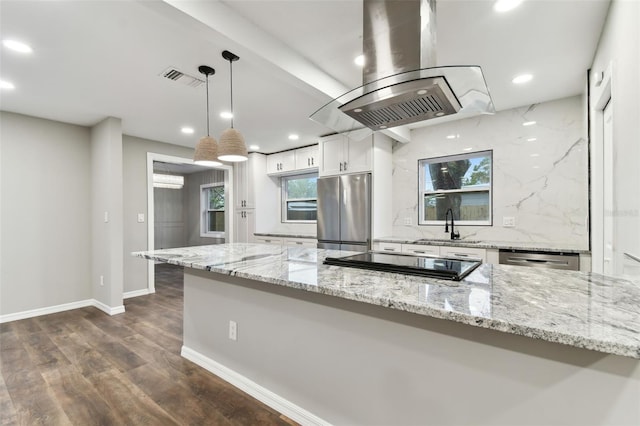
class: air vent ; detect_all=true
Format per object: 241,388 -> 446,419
159,67 -> 204,88
339,76 -> 461,130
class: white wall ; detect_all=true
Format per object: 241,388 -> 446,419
154,186 -> 187,249
122,135 -> 194,294
185,169 -> 226,246
590,0 -> 640,277
0,112 -> 92,315
392,96 -> 589,247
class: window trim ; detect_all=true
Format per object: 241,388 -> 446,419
281,172 -> 318,223
200,183 -> 226,238
418,150 -> 493,226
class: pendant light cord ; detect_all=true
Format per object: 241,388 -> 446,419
229,59 -> 234,129
205,74 -> 210,136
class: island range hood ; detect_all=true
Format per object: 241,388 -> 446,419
310,0 -> 495,136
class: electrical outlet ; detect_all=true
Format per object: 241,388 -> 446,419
403,217 -> 413,225
228,320 -> 237,341
503,216 -> 516,227
100,275 -> 104,286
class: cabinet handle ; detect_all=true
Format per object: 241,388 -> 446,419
296,242 -> 303,245
344,161 -> 347,171
383,248 -> 396,251
312,158 -> 315,165
340,162 -> 343,172
413,250 -> 426,254
308,158 -> 310,166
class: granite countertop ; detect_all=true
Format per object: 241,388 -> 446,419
133,243 -> 640,359
375,237 -> 590,254
254,232 -> 317,239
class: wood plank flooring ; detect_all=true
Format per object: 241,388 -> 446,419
0,264 -> 297,426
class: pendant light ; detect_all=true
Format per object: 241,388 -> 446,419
194,65 -> 222,167
217,50 -> 248,162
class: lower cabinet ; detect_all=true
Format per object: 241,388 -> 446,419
234,210 -> 255,243
374,242 -> 487,262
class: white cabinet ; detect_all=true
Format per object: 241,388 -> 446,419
234,157 -> 255,209
375,242 -> 402,253
401,244 -> 439,257
439,246 -> 487,262
319,134 -> 372,176
255,236 -> 283,245
284,238 -> 317,248
295,145 -> 319,170
267,151 -> 296,175
234,209 -> 255,243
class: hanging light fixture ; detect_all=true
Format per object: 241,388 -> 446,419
217,50 -> 248,162
194,65 -> 222,167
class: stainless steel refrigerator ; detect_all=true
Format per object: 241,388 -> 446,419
317,173 -> 371,252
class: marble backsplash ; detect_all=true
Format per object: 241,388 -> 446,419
391,95 -> 589,247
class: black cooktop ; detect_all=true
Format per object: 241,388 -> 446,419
323,252 -> 481,281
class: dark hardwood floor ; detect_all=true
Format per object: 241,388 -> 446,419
0,264 -> 297,425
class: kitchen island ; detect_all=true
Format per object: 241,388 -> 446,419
134,243 -> 640,425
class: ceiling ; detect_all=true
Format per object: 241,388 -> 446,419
0,0 -> 610,154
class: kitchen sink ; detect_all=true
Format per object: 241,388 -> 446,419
415,239 -> 481,245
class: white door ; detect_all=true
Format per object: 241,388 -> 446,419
603,99 -> 614,275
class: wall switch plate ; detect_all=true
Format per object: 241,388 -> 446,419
228,320 -> 237,341
403,217 -> 413,225
100,275 -> 104,286
503,217 -> 516,227
104,211 -> 109,223
137,213 -> 145,223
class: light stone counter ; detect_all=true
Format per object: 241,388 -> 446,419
134,243 -> 640,359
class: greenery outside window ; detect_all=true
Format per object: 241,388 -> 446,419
418,150 -> 492,225
282,173 -> 318,222
201,183 -> 225,237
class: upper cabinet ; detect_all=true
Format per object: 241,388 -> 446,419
234,157 -> 255,209
295,145 -> 319,171
318,134 -> 372,176
266,145 -> 319,176
266,150 -> 295,175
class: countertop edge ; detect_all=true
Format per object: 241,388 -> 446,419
254,232 -> 317,239
374,238 -> 591,254
134,251 -> 639,359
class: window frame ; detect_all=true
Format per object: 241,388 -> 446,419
418,150 -> 493,226
200,183 -> 226,238
281,172 -> 318,223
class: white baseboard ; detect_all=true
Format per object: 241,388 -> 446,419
0,299 -> 125,323
93,300 -> 125,316
123,288 -> 152,299
181,346 -> 330,426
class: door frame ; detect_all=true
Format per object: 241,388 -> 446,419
146,152 -> 233,293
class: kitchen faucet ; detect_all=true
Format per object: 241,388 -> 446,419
445,208 -> 460,240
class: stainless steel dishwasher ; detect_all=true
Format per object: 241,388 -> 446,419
498,249 -> 580,271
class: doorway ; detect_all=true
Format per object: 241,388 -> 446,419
146,152 -> 233,293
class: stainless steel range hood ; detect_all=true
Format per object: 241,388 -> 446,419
310,0 -> 494,137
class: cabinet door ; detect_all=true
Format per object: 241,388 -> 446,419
234,209 -> 255,243
344,135 -> 372,174
401,244 -> 439,257
267,151 -> 296,175
376,242 -> 402,253
234,160 -> 255,209
439,246 -> 486,262
295,146 -> 319,170
319,135 -> 345,176
284,238 -> 317,248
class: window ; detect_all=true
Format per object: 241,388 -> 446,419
281,173 -> 318,222
418,150 -> 492,225
201,183 -> 225,237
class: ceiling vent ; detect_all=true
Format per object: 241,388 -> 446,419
159,67 -> 204,88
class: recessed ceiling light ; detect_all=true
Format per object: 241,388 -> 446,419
0,79 -> 15,90
494,0 -> 524,13
512,73 -> 533,84
527,137 -> 537,142
249,144 -> 260,150
354,55 -> 365,67
463,147 -> 473,152
530,153 -> 540,157
181,127 -> 194,134
522,121 -> 536,126
288,134 -> 299,140
220,111 -> 233,119
2,39 -> 32,53
446,134 -> 460,139
532,165 -> 540,169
